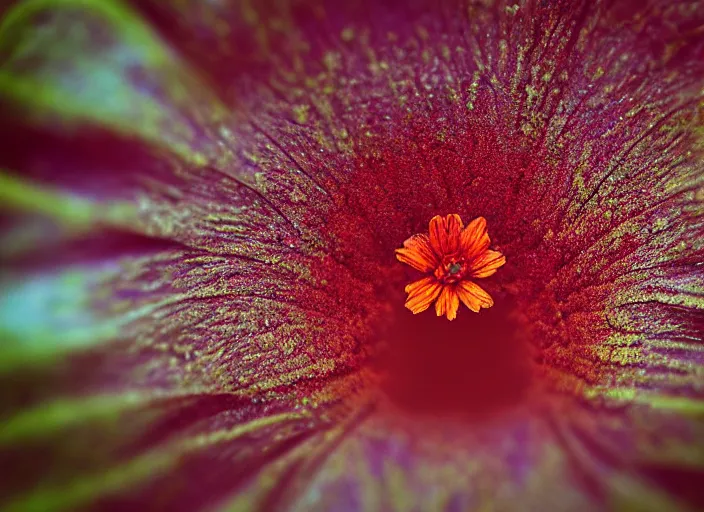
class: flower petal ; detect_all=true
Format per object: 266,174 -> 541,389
470,250 -> 506,278
0,0 -> 322,260
456,280 -> 494,313
395,234 -> 439,272
0,390 -> 324,512
428,214 -> 463,256
1,0 -> 704,509
434,286 -> 460,321
404,276 -> 442,314
0,0 -> 231,168
460,216 -> 490,259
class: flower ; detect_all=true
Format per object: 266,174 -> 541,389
396,214 -> 506,320
0,1 -> 703,511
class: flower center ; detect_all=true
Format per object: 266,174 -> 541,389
434,256 -> 466,284
448,262 -> 462,275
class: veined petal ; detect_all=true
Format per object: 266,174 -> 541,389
470,250 -> 507,278
0,0 -> 342,264
0,393 -> 323,512
0,0 -> 232,168
460,216 -> 490,259
456,280 -> 494,313
395,234 -> 439,272
428,214 -> 463,256
1,0 -> 704,510
434,285 -> 460,321
0,0 -> 322,260
404,276 -> 442,314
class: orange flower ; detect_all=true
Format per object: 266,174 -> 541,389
395,214 -> 506,320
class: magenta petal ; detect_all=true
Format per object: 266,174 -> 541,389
1,0 -> 703,511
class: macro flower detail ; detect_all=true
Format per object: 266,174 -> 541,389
396,214 -> 506,320
1,0 -> 703,511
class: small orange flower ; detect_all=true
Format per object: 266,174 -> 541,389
395,214 -> 506,320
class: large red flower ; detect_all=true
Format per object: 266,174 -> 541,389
0,0 -> 703,511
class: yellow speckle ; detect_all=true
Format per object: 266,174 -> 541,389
341,27 -> 355,42
525,84 -> 538,106
292,105 -> 310,124
323,51 -> 340,71
441,45 -> 451,61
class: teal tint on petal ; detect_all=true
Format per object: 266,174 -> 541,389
0,269 -> 118,364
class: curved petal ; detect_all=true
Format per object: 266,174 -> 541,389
456,280 -> 494,312
470,250 -> 507,278
0,0 -> 231,167
428,214 -> 463,256
434,285 -> 460,321
1,0 -> 704,510
404,276 -> 442,314
396,234 -> 439,272
460,216 -> 490,259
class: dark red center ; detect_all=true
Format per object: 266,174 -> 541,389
435,256 -> 466,284
374,294 -> 536,423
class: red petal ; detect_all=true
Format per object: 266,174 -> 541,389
428,214 -> 464,256
470,250 -> 506,278
460,216 -> 490,259
434,286 -> 460,321
404,276 -> 442,314
456,280 -> 494,312
395,234 -> 439,272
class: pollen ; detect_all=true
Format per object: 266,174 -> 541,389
395,214 -> 506,321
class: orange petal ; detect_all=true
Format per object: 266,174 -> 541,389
470,250 -> 506,278
404,277 -> 442,314
434,286 -> 460,320
457,280 -> 494,312
428,214 -> 463,256
395,234 -> 439,272
460,216 -> 490,259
